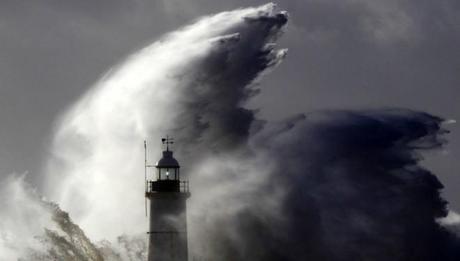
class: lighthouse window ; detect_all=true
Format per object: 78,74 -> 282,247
158,168 -> 178,180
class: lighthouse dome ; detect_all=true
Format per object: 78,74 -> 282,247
156,150 -> 180,168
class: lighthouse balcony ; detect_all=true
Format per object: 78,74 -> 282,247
146,180 -> 190,194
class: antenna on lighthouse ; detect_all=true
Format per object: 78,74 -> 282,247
144,140 -> 148,217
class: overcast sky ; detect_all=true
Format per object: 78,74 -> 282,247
0,0 -> 459,209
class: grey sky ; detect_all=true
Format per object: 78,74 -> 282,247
0,0 -> 459,209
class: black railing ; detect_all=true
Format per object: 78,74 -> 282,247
146,180 -> 190,193
180,180 -> 190,193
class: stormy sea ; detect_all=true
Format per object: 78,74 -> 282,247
1,3 -> 459,261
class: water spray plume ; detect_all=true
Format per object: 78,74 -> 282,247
44,1 -> 287,244
1,3 -> 459,261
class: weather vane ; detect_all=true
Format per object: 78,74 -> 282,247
161,136 -> 174,151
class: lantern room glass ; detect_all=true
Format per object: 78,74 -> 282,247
158,167 -> 179,180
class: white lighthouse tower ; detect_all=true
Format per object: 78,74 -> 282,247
145,137 -> 190,261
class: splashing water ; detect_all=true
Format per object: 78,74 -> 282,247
2,2 -> 460,260
0,3 -> 287,259
42,0 -> 287,251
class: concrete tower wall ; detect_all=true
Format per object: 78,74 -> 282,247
148,193 -> 189,261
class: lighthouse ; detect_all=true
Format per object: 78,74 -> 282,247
145,137 -> 190,261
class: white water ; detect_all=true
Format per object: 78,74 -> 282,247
0,4 -> 288,259
44,2 -> 286,243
